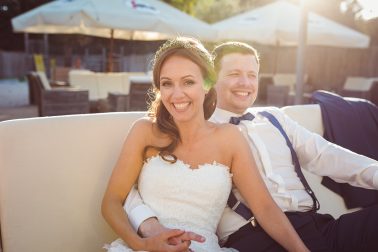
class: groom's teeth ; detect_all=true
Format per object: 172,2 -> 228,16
235,92 -> 249,96
174,102 -> 189,109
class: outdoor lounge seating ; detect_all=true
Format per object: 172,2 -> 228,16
27,71 -> 90,116
266,85 -> 290,107
0,104 -> 356,252
339,77 -> 378,105
69,71 -> 147,101
128,75 -> 153,111
69,71 -> 149,112
51,66 -> 72,84
266,73 -> 312,106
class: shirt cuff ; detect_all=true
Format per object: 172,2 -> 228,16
128,205 -> 157,231
373,171 -> 378,189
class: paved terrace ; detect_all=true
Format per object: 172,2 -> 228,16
0,79 -> 38,122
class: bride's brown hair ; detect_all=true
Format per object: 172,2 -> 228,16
145,37 -> 216,162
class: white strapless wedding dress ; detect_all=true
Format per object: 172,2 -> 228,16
105,155 -> 236,252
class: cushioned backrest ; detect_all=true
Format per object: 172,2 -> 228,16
0,112 -> 145,252
52,67 -> 71,82
36,71 -> 52,90
122,72 -> 147,95
281,104 -> 324,135
273,73 -> 308,92
343,77 -> 373,91
0,107 -> 350,252
95,73 -> 125,99
69,71 -> 99,100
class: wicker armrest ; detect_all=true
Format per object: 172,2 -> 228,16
40,90 -> 90,116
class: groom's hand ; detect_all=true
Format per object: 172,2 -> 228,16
139,217 -> 205,248
143,228 -> 190,252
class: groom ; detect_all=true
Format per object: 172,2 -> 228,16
125,41 -> 378,251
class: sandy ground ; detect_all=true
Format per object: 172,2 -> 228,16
0,79 -> 38,122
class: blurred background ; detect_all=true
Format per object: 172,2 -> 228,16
0,0 -> 377,119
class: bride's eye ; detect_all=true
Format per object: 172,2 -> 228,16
161,81 -> 172,87
184,80 -> 195,86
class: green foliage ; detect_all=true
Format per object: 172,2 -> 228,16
162,0 -> 198,15
194,0 -> 271,24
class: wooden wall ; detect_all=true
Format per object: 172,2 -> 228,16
256,45 -> 378,91
1,46 -> 377,91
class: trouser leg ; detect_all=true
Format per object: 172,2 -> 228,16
224,212 -> 332,252
321,204 -> 378,252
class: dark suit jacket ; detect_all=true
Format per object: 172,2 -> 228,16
312,90 -> 378,209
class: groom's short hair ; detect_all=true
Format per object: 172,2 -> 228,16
212,42 -> 260,73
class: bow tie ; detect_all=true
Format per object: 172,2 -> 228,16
229,112 -> 255,125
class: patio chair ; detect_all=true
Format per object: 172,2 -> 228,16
256,73 -> 274,105
339,77 -> 378,105
51,66 -> 72,85
266,85 -> 290,107
128,75 -> 153,111
27,72 -> 90,116
270,73 -> 313,105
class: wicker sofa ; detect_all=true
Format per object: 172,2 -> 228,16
0,105 -> 354,252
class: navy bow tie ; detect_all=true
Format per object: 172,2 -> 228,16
229,112 -> 255,125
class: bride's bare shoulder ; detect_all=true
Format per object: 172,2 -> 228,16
211,122 -> 245,145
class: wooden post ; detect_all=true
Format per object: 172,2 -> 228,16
295,0 -> 308,105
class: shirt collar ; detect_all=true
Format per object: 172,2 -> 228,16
211,107 -> 248,123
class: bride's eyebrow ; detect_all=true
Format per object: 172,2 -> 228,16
182,75 -> 195,79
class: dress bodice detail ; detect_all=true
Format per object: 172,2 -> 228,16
106,155 -> 235,252
139,156 -> 232,235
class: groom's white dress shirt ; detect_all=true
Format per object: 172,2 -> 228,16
124,107 -> 378,242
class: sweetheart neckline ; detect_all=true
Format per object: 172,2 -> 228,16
145,155 -> 231,172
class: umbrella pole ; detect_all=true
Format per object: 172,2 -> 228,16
43,34 -> 50,77
107,29 -> 114,72
24,33 -> 29,55
295,0 -> 308,105
273,41 -> 280,74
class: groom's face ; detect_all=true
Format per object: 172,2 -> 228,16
215,53 -> 259,114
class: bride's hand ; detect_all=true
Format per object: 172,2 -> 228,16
139,217 -> 205,251
143,229 -> 192,252
168,230 -> 205,246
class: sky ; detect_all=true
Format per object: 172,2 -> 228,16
357,0 -> 378,20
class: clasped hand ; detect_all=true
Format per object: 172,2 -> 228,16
140,218 -> 205,252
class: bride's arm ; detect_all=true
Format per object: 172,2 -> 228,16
101,119 -> 190,251
226,125 -> 309,252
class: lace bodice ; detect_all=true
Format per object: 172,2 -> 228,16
106,155 -> 235,252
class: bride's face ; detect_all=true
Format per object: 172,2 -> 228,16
159,55 -> 206,123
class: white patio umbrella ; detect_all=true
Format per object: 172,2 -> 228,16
212,0 -> 369,48
213,0 -> 370,104
12,0 -> 216,71
12,0 -> 216,41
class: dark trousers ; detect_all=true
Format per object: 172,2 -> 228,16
224,205 -> 378,252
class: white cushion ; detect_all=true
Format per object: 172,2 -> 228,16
343,77 -> 374,91
69,71 -> 99,101
0,112 -> 145,252
273,73 -> 308,91
281,104 -> 323,135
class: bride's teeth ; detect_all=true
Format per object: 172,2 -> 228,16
174,102 -> 189,109
235,92 -> 249,96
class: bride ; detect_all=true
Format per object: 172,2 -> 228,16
101,37 -> 309,252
